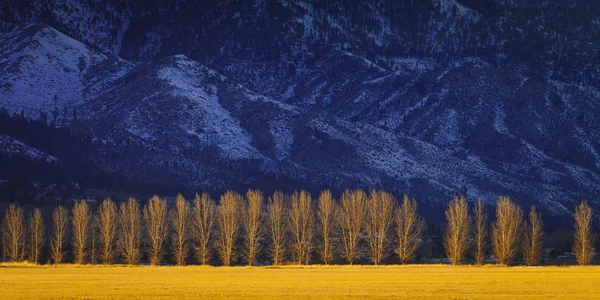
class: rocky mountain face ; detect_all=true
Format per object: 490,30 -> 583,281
0,0 -> 599,215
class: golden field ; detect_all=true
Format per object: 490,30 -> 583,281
0,264 -> 599,299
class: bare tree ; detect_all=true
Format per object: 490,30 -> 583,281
170,194 -> 191,266
90,215 -> 99,264
72,200 -> 91,264
28,208 -> 45,264
4,204 -> 25,262
143,195 -> 169,266
217,191 -> 241,266
395,195 -> 425,264
473,200 -> 488,265
193,193 -> 216,265
338,189 -> 367,265
50,205 -> 69,264
289,190 -> 314,265
573,200 -> 595,266
1,220 -> 5,262
98,198 -> 118,264
523,206 -> 544,266
366,190 -> 396,265
267,191 -> 287,265
118,198 -> 142,265
492,196 -> 524,265
444,196 -> 471,265
243,189 -> 264,266
317,190 -> 337,265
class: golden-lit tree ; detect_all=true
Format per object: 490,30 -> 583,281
1,220 -> 5,262
573,200 -> 595,266
118,198 -> 142,265
243,189 -> 264,266
523,206 -> 544,266
317,190 -> 337,265
267,191 -> 287,265
90,215 -> 99,264
50,205 -> 69,264
98,198 -> 118,264
395,195 -> 425,264
289,190 -> 314,265
444,196 -> 471,265
338,189 -> 367,265
72,200 -> 91,264
170,194 -> 191,266
143,195 -> 169,266
4,204 -> 25,262
492,196 -> 523,265
193,193 -> 216,265
217,191 -> 241,266
473,200 -> 488,265
27,208 -> 45,264
366,190 -> 396,265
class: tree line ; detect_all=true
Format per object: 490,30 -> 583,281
0,190 -> 596,266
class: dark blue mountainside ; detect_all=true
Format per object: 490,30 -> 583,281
0,0 -> 599,215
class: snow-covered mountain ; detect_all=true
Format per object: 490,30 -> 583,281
1,0 -> 599,215
0,23 -> 132,119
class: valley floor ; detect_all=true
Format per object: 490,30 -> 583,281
0,264 -> 599,299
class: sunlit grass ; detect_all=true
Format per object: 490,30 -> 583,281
1,264 -> 599,299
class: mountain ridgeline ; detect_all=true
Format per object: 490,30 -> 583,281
0,0 -> 599,216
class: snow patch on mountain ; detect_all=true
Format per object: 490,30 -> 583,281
493,105 -> 511,135
157,55 -> 262,160
0,24 -> 133,119
436,0 -> 480,21
0,134 -> 58,163
433,109 -> 462,146
269,118 -> 294,161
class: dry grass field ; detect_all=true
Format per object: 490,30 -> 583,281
0,264 -> 599,299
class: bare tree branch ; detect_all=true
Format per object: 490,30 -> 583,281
395,195 -> 425,264
317,190 -> 337,265
573,200 -> 595,266
267,191 -> 287,266
170,194 -> 191,266
193,193 -> 216,265
143,196 -> 169,266
444,196 -> 470,265
492,196 -> 523,265
217,191 -> 241,266
366,190 -> 395,265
